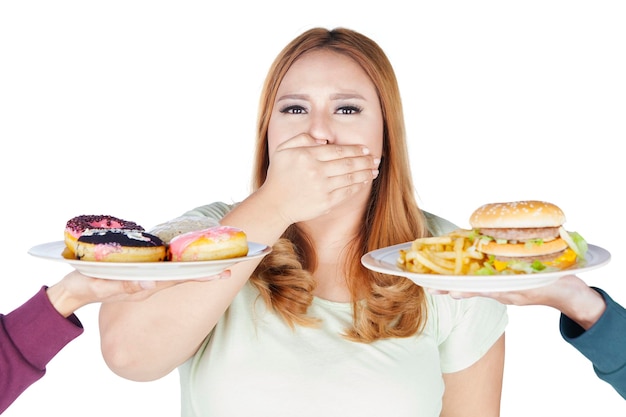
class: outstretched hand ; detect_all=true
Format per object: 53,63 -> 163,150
46,269 -> 230,317
428,274 -> 606,330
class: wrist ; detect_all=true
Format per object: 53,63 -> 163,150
223,190 -> 292,243
253,186 -> 294,227
46,283 -> 84,318
561,286 -> 606,330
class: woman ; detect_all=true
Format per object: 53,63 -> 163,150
99,27 -> 508,416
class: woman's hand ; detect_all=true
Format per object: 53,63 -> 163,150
46,270 -> 230,317
260,134 -> 380,225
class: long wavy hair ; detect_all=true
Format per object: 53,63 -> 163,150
249,27 -> 430,343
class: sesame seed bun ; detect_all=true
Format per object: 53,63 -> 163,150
469,200 -> 566,229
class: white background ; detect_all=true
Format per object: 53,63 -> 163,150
1,1 -> 624,416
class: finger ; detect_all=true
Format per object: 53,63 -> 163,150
321,178 -> 377,211
327,167 -> 380,190
446,291 -> 493,300
275,134 -> 324,151
139,280 -> 157,290
311,143 -> 373,162
320,153 -> 381,180
192,270 -> 231,282
447,291 -> 467,299
122,279 -> 172,294
121,271 -> 230,296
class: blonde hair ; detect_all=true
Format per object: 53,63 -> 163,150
250,27 -> 430,342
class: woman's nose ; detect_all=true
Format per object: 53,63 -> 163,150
308,111 -> 334,143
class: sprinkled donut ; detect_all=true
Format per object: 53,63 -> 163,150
168,226 -> 248,262
149,215 -> 220,244
64,215 -> 144,255
75,229 -> 166,262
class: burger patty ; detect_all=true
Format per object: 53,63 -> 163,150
479,227 -> 561,242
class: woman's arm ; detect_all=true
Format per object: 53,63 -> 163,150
97,146 -> 300,381
98,136 -> 380,381
98,199 -> 287,381
441,334 -> 505,417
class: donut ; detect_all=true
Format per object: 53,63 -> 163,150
75,229 -> 166,262
65,215 -> 144,255
149,216 -> 220,244
168,226 -> 248,262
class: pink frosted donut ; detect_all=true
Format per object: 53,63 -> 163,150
64,215 -> 144,255
168,226 -> 248,262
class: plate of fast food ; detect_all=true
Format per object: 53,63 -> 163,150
361,200 -> 611,292
29,240 -> 272,281
29,214 -> 272,280
362,240 -> 610,292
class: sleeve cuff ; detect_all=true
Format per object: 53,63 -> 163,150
560,287 -> 626,373
3,286 -> 84,370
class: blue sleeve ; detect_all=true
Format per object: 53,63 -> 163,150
560,287 -> 626,399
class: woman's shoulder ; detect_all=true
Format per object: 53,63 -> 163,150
425,292 -> 508,372
425,291 -> 508,342
182,201 -> 238,220
422,210 -> 459,236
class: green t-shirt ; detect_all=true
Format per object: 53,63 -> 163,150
176,202 -> 508,417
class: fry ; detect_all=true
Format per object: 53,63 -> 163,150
398,229 -> 487,275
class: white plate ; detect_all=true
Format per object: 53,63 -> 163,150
361,242 -> 611,292
28,241 -> 272,281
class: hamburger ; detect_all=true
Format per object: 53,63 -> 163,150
469,200 -> 588,274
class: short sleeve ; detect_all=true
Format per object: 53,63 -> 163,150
428,295 -> 508,373
148,202 -> 236,242
423,211 -> 459,236
182,202 -> 235,221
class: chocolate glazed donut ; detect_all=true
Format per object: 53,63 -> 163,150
65,215 -> 144,256
75,229 -> 166,262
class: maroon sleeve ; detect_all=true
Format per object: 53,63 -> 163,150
0,286 -> 84,413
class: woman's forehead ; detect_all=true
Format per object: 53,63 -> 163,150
279,50 -> 375,95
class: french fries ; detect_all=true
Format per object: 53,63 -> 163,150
398,229 -> 486,275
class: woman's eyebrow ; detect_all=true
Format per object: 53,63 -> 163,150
276,93 -> 308,102
276,93 -> 366,102
330,93 -> 366,100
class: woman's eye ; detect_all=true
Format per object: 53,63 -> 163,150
280,105 -> 307,114
337,105 -> 362,115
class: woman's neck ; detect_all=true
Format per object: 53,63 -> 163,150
300,206 -> 362,251
299,207 -> 364,302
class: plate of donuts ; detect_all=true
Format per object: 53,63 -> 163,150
28,241 -> 272,281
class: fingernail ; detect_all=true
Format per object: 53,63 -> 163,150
140,280 -> 156,290
362,147 -> 370,155
373,158 -> 381,166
